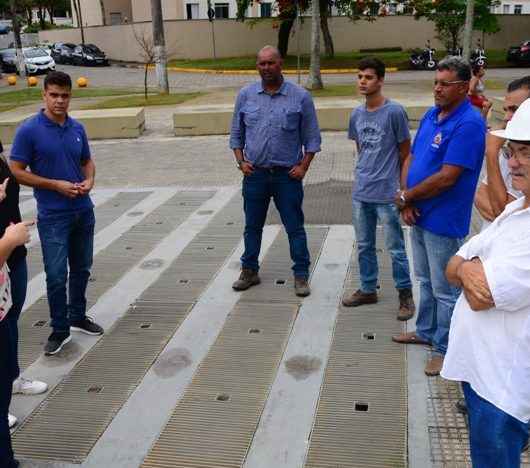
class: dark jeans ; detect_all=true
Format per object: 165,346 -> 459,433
241,167 -> 310,279
6,259 -> 28,380
37,209 -> 95,333
0,319 -> 17,467
463,382 -> 529,468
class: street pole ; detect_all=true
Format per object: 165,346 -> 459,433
462,0 -> 475,62
150,0 -> 170,94
10,0 -> 25,79
206,0 -> 217,60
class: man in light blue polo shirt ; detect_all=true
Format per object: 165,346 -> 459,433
229,45 -> 321,297
392,57 -> 486,376
10,71 -> 103,356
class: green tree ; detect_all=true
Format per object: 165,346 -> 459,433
411,0 -> 500,51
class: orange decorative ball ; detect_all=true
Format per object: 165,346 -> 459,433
77,77 -> 88,88
27,76 -> 38,87
7,75 -> 17,86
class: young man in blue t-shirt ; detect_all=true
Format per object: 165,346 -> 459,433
342,57 -> 415,321
10,71 -> 103,356
392,57 -> 486,376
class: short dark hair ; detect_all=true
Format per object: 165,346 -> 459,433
507,76 -> 530,93
510,139 -> 530,146
437,56 -> 471,82
358,57 -> 385,79
44,71 -> 72,90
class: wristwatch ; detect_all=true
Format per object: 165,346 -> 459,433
235,160 -> 243,170
399,190 -> 407,205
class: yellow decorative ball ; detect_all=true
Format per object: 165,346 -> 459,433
77,77 -> 88,88
27,76 -> 38,87
7,75 -> 17,86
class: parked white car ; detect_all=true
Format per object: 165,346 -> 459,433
21,47 -> 55,74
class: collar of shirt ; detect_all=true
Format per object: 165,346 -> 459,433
496,196 -> 530,224
38,109 -> 72,129
257,78 -> 288,96
430,98 -> 471,124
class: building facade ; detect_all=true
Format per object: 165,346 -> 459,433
491,0 -> 530,14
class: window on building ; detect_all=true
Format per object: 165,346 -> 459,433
110,12 -> 122,25
186,3 -> 199,19
260,2 -> 272,17
214,3 -> 229,18
514,4 -> 523,14
503,4 -> 511,13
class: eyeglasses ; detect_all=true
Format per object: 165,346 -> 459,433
433,80 -> 467,87
503,145 -> 530,164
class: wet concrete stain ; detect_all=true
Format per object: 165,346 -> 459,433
284,355 -> 322,381
41,341 -> 83,367
153,348 -> 192,378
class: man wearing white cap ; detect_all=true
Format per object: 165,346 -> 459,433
442,98 -> 530,467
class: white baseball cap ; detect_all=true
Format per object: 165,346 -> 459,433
491,98 -> 530,141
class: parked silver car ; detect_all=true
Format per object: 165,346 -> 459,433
21,47 -> 56,74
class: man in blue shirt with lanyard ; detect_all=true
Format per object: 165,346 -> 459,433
10,71 -> 103,356
392,57 -> 486,376
229,45 -> 321,297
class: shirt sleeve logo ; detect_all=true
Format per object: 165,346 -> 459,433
432,132 -> 443,148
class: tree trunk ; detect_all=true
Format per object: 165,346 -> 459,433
48,8 -> 55,25
462,0 -> 475,61
99,0 -> 107,25
277,16 -> 295,58
10,0 -> 25,78
38,7 -> 46,30
150,0 -> 169,94
144,63 -> 149,100
320,1 -> 334,58
306,0 -> 323,89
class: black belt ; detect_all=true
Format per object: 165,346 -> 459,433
254,165 -> 291,173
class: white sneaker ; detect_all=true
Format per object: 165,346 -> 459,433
12,376 -> 48,395
8,413 -> 17,428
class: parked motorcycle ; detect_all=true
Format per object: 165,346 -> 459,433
470,40 -> 487,67
410,41 -> 437,70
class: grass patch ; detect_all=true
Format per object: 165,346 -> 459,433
82,92 -> 203,110
0,104 -> 19,114
310,84 -> 358,98
0,87 -> 146,106
167,49 -> 513,71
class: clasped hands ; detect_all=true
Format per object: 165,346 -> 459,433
457,257 -> 495,311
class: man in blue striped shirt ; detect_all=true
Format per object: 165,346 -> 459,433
229,45 -> 321,297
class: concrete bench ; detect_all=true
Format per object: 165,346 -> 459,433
173,101 -> 431,137
0,107 -> 145,144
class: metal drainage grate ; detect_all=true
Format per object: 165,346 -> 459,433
141,303 -> 299,468
16,191 -> 214,372
305,235 -> 408,468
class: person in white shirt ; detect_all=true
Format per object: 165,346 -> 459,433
442,98 -> 530,468
474,77 -> 530,229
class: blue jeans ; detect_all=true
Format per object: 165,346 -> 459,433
352,200 -> 412,293
463,382 -> 529,468
241,167 -> 310,279
37,209 -> 95,333
6,258 -> 28,380
0,319 -> 16,467
411,225 -> 463,355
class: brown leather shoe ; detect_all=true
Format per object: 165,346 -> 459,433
342,289 -> 378,307
294,277 -> 311,297
232,268 -> 260,291
397,288 -> 415,321
424,355 -> 444,376
392,331 -> 431,345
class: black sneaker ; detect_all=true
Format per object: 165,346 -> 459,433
44,332 -> 71,356
455,399 -> 468,415
70,317 -> 104,336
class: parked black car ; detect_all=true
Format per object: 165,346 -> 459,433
50,42 -> 76,64
0,24 -> 11,35
71,44 -> 109,66
507,40 -> 530,66
0,48 -> 17,73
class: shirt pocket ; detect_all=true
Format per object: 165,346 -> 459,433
282,108 -> 301,131
242,105 -> 260,127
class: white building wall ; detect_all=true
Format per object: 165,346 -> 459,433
492,0 -> 530,14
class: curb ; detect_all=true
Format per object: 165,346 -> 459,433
148,66 -> 399,75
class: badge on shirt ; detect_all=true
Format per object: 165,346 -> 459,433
431,132 -> 443,149
431,132 -> 442,148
